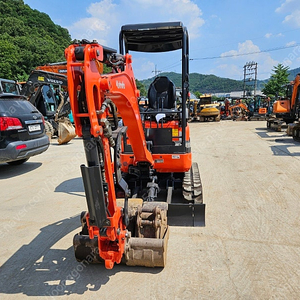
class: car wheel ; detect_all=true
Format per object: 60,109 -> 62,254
7,158 -> 29,165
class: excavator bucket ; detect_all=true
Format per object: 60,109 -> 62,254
57,118 -> 76,145
73,199 -> 169,267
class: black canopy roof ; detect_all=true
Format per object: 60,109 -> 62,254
119,22 -> 186,53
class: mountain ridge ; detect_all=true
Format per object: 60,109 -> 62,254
140,67 -> 300,94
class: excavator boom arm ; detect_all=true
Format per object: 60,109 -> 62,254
65,41 -> 155,268
66,43 -> 153,165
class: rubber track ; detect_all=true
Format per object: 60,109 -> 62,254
182,162 -> 203,204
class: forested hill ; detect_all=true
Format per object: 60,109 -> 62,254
0,0 -> 71,80
288,67 -> 300,80
141,69 -> 299,94
141,72 -> 245,94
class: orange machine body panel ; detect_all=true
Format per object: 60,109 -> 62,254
273,99 -> 290,114
120,119 -> 191,173
258,107 -> 267,114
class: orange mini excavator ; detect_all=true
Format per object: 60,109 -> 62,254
267,74 -> 300,132
65,22 -> 205,269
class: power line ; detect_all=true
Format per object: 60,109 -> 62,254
192,28 -> 300,52
191,43 -> 300,61
150,42 -> 300,75
152,64 -> 162,76
160,61 -> 181,72
152,42 -> 300,73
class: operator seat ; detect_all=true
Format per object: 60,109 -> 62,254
148,76 -> 176,110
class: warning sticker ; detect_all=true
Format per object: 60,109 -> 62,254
172,128 -> 179,136
155,159 -> 164,163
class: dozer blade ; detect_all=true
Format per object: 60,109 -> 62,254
57,118 -> 76,144
168,203 -> 205,227
167,162 -> 205,227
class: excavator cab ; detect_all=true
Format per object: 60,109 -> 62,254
119,22 -> 204,225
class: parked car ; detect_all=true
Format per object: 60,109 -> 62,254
0,94 -> 50,165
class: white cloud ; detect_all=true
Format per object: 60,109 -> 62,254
275,0 -> 300,27
214,40 -> 278,80
281,45 -> 300,67
68,0 -> 120,46
68,17 -> 109,45
286,41 -> 297,46
210,64 -> 241,80
275,0 -> 296,13
283,10 -> 300,27
124,0 -> 204,39
220,40 -> 260,59
131,58 -> 155,80
67,0 -> 205,79
67,0 -> 205,46
265,32 -> 283,39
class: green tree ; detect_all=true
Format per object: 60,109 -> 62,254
194,91 -> 202,99
0,39 -> 19,79
262,63 -> 290,98
0,0 -> 71,79
136,79 -> 147,96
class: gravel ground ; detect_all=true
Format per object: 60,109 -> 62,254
0,120 -> 300,300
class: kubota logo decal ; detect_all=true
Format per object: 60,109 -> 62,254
116,81 -> 125,89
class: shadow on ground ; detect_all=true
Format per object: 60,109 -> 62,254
0,162 -> 42,179
270,144 -> 300,156
255,127 -> 300,156
0,216 -> 161,297
255,127 -> 284,139
55,177 -> 85,197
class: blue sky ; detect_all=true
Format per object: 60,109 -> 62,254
23,0 -> 300,81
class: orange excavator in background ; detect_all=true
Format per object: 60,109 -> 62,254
35,61 -> 67,75
229,100 -> 249,121
220,99 -> 230,119
267,74 -> 300,132
65,22 -> 205,269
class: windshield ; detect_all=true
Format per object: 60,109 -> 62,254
41,85 -> 56,112
0,80 -> 20,95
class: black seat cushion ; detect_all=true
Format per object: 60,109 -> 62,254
148,76 -> 176,110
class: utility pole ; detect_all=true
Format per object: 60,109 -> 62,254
243,61 -> 257,98
152,65 -> 161,77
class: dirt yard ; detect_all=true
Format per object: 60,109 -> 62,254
0,120 -> 300,299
